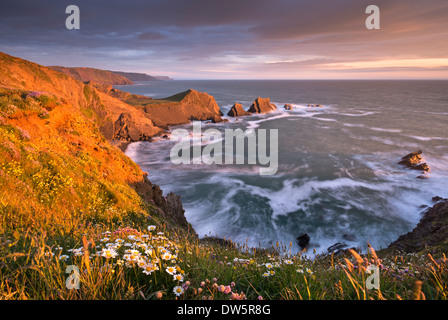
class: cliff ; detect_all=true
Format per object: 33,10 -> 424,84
48,66 -> 134,85
110,71 -> 172,81
0,52 -> 191,233
387,199 -> 448,253
93,84 -> 225,128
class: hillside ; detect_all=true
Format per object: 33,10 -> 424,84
0,52 -> 190,231
110,71 -> 172,81
48,66 -> 134,85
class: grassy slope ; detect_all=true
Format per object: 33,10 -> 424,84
0,52 -> 446,300
48,66 -> 134,85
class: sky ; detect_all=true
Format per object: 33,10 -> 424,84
1,0 -> 447,79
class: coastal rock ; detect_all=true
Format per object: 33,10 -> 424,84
211,115 -> 229,123
433,196 -> 448,203
398,150 -> 430,173
283,104 -> 293,110
327,242 -> 348,253
297,233 -> 310,250
387,199 -> 448,252
247,97 -> 277,114
130,174 -> 195,233
227,103 -> 252,117
113,112 -> 159,142
308,104 -> 324,108
141,89 -> 224,128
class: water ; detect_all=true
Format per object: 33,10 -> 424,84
116,80 -> 448,254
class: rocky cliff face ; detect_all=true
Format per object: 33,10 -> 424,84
0,52 -> 189,233
387,199 -> 448,253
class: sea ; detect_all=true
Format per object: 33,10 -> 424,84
115,80 -> 448,255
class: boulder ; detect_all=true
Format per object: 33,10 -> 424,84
247,97 -> 277,114
283,104 -> 293,110
296,234 -> 310,250
227,103 -> 252,117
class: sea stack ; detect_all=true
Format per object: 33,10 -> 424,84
227,103 -> 252,117
247,97 -> 277,114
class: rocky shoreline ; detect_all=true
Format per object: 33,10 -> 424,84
1,51 -> 444,258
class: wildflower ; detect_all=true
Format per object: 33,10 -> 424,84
306,268 -> 313,275
161,253 -> 172,260
100,238 -> 109,242
265,263 -> 273,269
297,268 -> 304,273
101,248 -> 118,259
173,286 -> 184,297
269,270 -> 275,276
148,225 -> 156,231
173,274 -> 184,282
166,266 -> 177,275
115,239 -> 124,244
262,272 -> 270,277
142,263 -> 155,275
155,291 -> 163,299
284,259 -> 293,265
59,255 -> 69,261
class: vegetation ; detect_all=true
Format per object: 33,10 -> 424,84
0,53 -> 446,301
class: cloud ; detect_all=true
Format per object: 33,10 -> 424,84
0,0 -> 447,79
137,32 -> 166,41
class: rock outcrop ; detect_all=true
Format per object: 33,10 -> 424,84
247,97 -> 277,114
227,103 -> 252,117
113,112 -> 160,142
283,104 -> 293,110
297,234 -> 310,250
387,200 -> 448,252
398,150 -> 430,176
140,89 -> 225,128
130,173 -> 194,233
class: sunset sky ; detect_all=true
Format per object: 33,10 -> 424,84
1,0 -> 447,79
